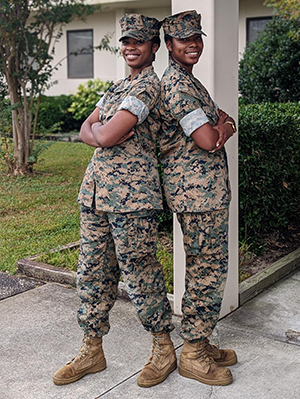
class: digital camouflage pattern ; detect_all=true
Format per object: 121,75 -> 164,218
76,16 -> 173,341
78,66 -> 163,213
119,13 -> 161,42
176,210 -> 229,341
162,10 -> 206,39
77,206 -> 174,337
159,43 -> 231,341
159,59 -> 231,213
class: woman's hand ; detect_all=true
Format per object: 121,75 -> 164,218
210,109 -> 237,153
91,121 -> 135,147
79,109 -> 102,147
216,109 -> 229,125
91,110 -> 138,148
209,124 -> 233,153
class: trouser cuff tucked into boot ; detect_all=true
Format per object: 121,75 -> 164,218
137,332 -> 177,388
53,335 -> 106,385
204,338 -> 237,366
179,340 -> 233,386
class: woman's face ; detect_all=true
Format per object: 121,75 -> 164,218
121,38 -> 159,76
166,34 -> 204,73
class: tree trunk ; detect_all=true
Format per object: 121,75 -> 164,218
5,67 -> 30,174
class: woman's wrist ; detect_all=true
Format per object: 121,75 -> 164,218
224,120 -> 237,135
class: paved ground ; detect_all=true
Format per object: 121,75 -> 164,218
0,270 -> 299,399
0,271 -> 43,300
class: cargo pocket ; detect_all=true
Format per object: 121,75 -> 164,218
127,210 -> 158,259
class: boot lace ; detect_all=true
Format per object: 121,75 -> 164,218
196,342 -> 214,366
150,335 -> 164,364
204,338 -> 219,356
72,335 -> 91,364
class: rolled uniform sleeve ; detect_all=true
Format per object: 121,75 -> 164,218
118,79 -> 159,124
96,95 -> 106,121
167,87 -> 209,137
96,96 -> 105,108
118,96 -> 149,125
96,74 -> 159,126
180,108 -> 209,137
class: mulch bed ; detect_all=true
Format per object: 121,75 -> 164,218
240,221 -> 300,280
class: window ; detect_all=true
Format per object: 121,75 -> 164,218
246,17 -> 272,43
67,30 -> 93,78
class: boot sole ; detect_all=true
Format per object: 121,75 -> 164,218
178,365 -> 233,386
53,359 -> 107,386
137,361 -> 177,388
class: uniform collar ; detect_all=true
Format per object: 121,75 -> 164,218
126,65 -> 154,82
169,57 -> 194,78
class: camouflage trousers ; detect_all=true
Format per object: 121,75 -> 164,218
77,205 -> 174,338
176,208 -> 229,342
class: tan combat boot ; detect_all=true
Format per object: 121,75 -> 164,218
204,338 -> 237,366
137,332 -> 177,387
179,340 -> 233,386
53,335 -> 106,385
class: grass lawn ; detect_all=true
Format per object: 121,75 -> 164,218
0,141 -> 94,274
0,140 -> 173,292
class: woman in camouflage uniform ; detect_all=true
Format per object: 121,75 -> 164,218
159,10 -> 238,386
53,13 -> 176,388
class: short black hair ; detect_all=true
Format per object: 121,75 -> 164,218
164,34 -> 173,44
150,36 -> 160,62
151,36 -> 161,48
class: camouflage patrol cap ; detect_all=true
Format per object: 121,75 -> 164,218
119,13 -> 161,42
162,10 -> 207,39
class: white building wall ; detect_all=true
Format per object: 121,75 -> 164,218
45,0 -> 272,96
47,10 -> 118,96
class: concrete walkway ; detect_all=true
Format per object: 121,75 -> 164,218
0,270 -> 299,399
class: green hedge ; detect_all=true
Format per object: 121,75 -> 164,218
239,17 -> 300,104
36,95 -> 81,133
68,78 -> 113,122
36,79 -> 113,134
239,102 -> 300,249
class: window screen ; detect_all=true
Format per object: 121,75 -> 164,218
67,30 -> 93,78
246,17 -> 272,43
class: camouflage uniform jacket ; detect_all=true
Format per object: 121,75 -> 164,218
159,59 -> 231,213
78,66 -> 163,213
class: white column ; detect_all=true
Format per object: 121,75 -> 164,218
171,0 -> 239,318
115,8 -> 128,80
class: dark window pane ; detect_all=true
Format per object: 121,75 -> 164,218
246,17 -> 272,43
68,53 -> 93,78
67,30 -> 93,78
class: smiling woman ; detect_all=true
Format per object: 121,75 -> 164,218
53,13 -> 177,389
159,10 -> 238,386
120,38 -> 158,78
166,34 -> 204,73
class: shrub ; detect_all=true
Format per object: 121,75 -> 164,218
239,102 -> 300,249
239,16 -> 300,104
68,78 -> 113,122
35,78 -> 113,134
36,95 -> 80,133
